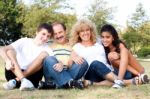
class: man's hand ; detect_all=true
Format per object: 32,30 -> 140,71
53,62 -> 64,72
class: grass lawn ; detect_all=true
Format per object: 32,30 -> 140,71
0,57 -> 150,99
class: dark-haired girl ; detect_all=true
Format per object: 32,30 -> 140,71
99,24 -> 149,86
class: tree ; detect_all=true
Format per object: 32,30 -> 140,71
123,3 -> 150,54
87,0 -> 114,30
0,0 -> 23,45
122,26 -> 141,54
138,22 -> 150,47
128,3 -> 148,29
0,0 -> 77,41
20,0 -> 76,37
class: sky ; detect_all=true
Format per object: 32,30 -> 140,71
23,0 -> 150,28
69,0 -> 150,28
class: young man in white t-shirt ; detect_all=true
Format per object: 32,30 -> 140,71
0,23 -> 54,90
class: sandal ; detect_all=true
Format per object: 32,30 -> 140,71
132,74 -> 149,85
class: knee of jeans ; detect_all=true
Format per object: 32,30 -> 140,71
44,56 -> 58,63
43,56 -> 58,68
90,60 -> 104,70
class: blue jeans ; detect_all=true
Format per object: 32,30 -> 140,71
113,68 -> 132,79
85,60 -> 111,82
85,60 -> 132,82
43,56 -> 88,87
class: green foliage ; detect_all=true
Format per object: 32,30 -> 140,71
123,3 -> 150,54
0,0 -> 76,41
122,31 -> 141,54
137,46 -> 150,57
128,3 -> 148,29
0,0 -> 22,45
22,5 -> 54,37
138,22 -> 150,47
20,0 -> 76,37
87,0 -> 114,31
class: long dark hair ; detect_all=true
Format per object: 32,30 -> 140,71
99,24 -> 126,64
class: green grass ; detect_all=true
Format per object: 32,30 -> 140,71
0,57 -> 150,99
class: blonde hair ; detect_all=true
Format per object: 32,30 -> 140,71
70,19 -> 97,46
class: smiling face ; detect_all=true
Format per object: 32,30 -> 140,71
35,28 -> 51,45
101,31 -> 114,47
79,25 -> 91,42
53,24 -> 67,44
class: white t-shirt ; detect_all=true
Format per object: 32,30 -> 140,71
11,38 -> 54,70
73,42 -> 113,71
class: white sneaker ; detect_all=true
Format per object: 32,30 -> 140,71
19,78 -> 35,91
3,79 -> 16,90
112,79 -> 124,89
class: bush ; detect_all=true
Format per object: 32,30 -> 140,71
137,46 -> 150,58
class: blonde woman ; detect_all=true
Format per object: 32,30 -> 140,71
70,19 -> 149,88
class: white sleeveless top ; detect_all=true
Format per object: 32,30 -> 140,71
73,42 -> 113,71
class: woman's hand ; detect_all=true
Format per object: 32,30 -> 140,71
71,51 -> 84,65
73,56 -> 84,65
108,52 -> 120,61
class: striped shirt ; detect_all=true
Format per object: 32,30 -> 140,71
50,43 -> 72,67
